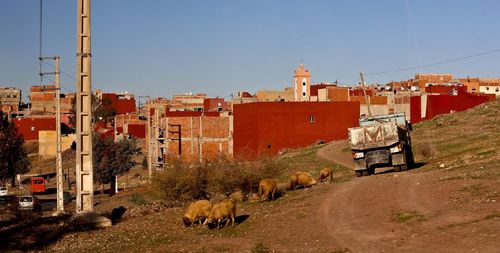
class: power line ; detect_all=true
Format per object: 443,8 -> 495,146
40,75 -> 55,84
41,59 -> 104,92
367,48 -> 500,76
42,60 -> 75,81
39,0 -> 43,86
40,60 -> 75,92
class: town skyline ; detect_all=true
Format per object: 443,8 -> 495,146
1,0 -> 499,101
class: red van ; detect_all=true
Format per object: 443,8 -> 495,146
31,177 -> 46,193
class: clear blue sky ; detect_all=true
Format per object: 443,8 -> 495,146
1,0 -> 499,102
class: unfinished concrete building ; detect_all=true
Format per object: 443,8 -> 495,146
158,111 -> 233,162
232,91 -> 257,104
0,87 -> 21,113
170,93 -> 207,111
29,85 -> 74,115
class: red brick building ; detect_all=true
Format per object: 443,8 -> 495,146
159,111 -> 232,162
29,85 -> 74,114
233,101 -> 360,159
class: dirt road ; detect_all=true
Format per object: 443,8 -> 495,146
315,141 -> 500,252
316,140 -> 354,169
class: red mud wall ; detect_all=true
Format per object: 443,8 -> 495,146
127,124 -> 146,139
233,101 -> 360,159
426,91 -> 492,120
101,93 -> 136,115
13,117 -> 56,140
410,96 -> 422,124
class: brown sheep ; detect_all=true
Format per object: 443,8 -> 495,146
290,172 -> 317,190
206,199 -> 236,229
258,179 -> 278,202
318,167 -> 333,182
183,200 -> 212,227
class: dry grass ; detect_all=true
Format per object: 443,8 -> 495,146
153,143 -> 348,205
411,99 -> 500,170
153,155 -> 286,205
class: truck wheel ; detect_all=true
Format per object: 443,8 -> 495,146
393,166 -> 401,172
355,171 -> 363,177
407,149 -> 415,169
400,164 -> 408,171
362,170 -> 370,176
368,168 -> 375,175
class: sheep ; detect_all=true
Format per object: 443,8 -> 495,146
258,178 -> 278,202
318,167 -> 333,182
290,172 -> 317,190
206,199 -> 236,229
183,199 -> 213,227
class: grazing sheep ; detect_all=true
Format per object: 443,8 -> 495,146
183,200 -> 212,227
258,179 -> 278,202
290,172 -> 317,190
206,199 -> 236,229
318,167 -> 333,182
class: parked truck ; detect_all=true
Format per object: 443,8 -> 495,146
348,113 -> 414,177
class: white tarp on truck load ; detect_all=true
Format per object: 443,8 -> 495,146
349,122 -> 399,148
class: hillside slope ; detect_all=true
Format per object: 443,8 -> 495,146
4,100 -> 499,252
317,99 -> 500,252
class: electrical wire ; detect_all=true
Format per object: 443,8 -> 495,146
41,59 -> 104,92
41,60 -> 76,81
40,60 -> 75,92
39,0 -> 43,86
40,75 -> 54,84
40,75 -> 74,93
367,48 -> 500,76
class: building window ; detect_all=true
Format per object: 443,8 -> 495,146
303,82 -> 306,86
6,95 -> 10,98
309,115 -> 315,123
302,92 -> 306,97
486,87 -> 489,91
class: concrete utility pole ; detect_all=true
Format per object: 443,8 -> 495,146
360,72 -> 373,118
39,56 -> 64,215
54,57 -> 64,214
75,0 -> 94,212
146,103 -> 152,181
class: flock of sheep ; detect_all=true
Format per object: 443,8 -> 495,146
182,167 -> 334,229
